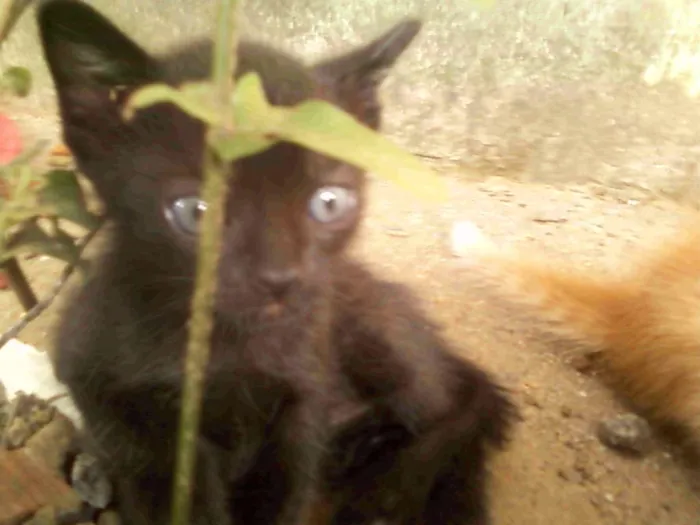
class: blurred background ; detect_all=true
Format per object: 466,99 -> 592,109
3,0 -> 700,198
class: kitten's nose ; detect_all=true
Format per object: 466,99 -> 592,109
258,267 -> 299,299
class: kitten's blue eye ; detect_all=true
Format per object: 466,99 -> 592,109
308,186 -> 358,224
166,196 -> 207,235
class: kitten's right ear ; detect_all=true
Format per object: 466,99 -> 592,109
313,19 -> 422,130
37,0 -> 156,92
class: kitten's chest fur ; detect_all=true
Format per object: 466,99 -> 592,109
54,238 -> 333,449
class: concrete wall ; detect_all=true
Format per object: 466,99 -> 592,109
2,0 -> 698,190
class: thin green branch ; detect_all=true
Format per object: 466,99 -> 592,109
169,1 -> 241,524
211,0 -> 239,129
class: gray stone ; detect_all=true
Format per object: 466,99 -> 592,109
27,402 -> 55,430
4,416 -> 32,449
71,453 -> 113,509
597,413 -> 654,455
3,393 -> 56,449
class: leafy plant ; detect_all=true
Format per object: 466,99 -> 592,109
128,74 -> 448,202
0,0 -> 101,311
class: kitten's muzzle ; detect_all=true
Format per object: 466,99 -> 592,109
258,267 -> 300,300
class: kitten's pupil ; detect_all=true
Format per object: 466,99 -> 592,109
193,202 -> 206,219
309,186 -> 357,224
167,196 -> 207,235
321,191 -> 337,212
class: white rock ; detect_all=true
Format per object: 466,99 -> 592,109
0,338 -> 83,428
450,220 -> 498,258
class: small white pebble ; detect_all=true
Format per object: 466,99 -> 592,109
449,220 -> 497,258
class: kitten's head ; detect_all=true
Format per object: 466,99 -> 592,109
37,0 -> 421,320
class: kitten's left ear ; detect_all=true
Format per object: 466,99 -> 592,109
37,0 -> 156,88
313,19 -> 422,129
36,0 -> 162,192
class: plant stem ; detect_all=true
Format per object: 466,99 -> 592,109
1,257 -> 36,311
212,0 -> 239,129
169,1 -> 241,524
0,0 -> 34,46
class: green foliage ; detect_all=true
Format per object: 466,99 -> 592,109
2,218 -> 80,263
124,82 -> 221,125
0,0 -> 99,274
127,72 -> 448,201
0,65 -> 30,97
0,161 -> 100,264
38,170 -> 101,231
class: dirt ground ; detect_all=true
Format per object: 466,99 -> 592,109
3,172 -> 700,524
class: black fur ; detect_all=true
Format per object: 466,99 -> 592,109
319,261 -> 516,525
38,2 -> 516,524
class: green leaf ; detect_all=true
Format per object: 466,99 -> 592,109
124,82 -> 220,125
211,130 -> 277,162
222,73 -> 446,201
232,73 -> 279,129
37,170 -> 101,230
209,73 -> 280,161
0,163 -> 42,209
0,66 -> 31,97
13,162 -> 37,196
0,220 -> 79,264
124,73 -> 446,201
0,207 -> 42,232
272,100 -> 447,202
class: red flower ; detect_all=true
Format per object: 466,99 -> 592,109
0,112 -> 23,289
0,112 -> 23,165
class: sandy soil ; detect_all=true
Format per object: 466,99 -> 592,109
2,172 -> 700,524
357,175 -> 700,525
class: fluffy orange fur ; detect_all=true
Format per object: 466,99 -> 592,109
451,220 -> 700,443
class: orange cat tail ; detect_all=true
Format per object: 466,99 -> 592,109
450,220 -> 700,442
449,221 -> 632,349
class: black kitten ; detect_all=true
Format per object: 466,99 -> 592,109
38,1 -> 516,524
